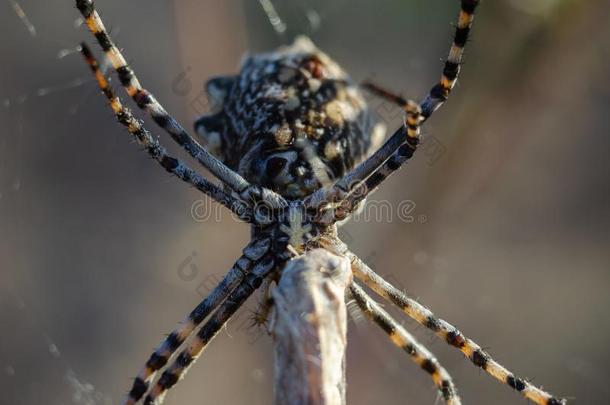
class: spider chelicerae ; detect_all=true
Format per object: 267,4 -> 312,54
74,0 -> 565,404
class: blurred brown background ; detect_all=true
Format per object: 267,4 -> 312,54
1,0 -> 608,404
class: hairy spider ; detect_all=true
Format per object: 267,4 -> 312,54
74,0 -> 565,404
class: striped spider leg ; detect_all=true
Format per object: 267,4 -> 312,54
336,101 -> 422,219
419,0 -> 480,119
323,238 -> 566,405
143,255 -> 276,404
79,44 -> 250,221
80,44 -> 275,403
305,0 -> 479,219
75,0 -> 286,209
123,237 -> 271,405
350,282 -> 461,405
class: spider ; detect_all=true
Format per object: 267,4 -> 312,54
74,1 -> 565,404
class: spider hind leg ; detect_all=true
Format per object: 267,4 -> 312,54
123,238 -> 271,404
144,256 -> 276,404
341,244 -> 567,405
350,282 -> 461,405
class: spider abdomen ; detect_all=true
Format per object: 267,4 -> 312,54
195,37 -> 383,199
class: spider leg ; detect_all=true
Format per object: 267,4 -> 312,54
361,0 -> 481,158
304,125 -> 406,213
321,238 -> 566,405
350,282 -> 461,405
79,43 -> 251,221
420,0 -> 479,119
123,237 -> 271,405
143,256 -> 276,404
352,258 -> 566,405
306,0 -> 481,219
336,102 -> 421,218
306,103 -> 422,222
362,80 -> 409,109
364,0 -> 480,120
75,1 -> 286,209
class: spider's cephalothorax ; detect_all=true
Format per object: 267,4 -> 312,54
267,201 -> 336,262
75,1 -> 565,404
195,37 -> 384,199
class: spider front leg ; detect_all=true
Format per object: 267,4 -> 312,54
306,0 -> 480,219
420,0 -> 479,119
306,103 -> 422,221
322,239 -> 566,405
79,44 -> 251,221
338,102 -> 421,216
143,256 -> 276,404
365,0 -> 479,121
350,282 -> 461,405
75,1 -> 285,209
123,238 -> 271,405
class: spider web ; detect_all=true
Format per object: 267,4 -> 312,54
241,0 -> 349,47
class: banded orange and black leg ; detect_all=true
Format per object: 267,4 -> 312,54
351,282 -> 461,405
142,256 -> 276,404
79,43 -> 250,220
122,238 -> 271,404
75,0 -> 254,195
338,242 -> 567,405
